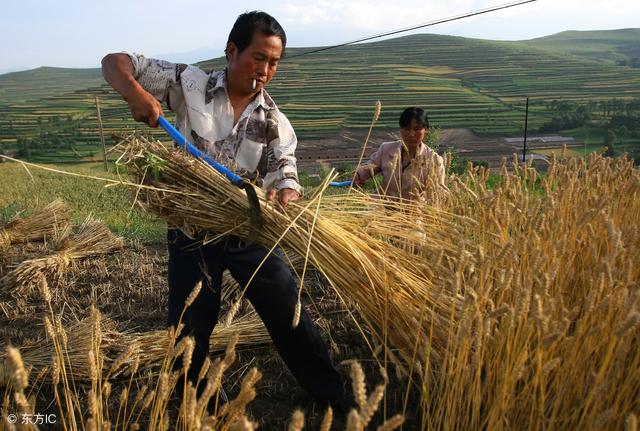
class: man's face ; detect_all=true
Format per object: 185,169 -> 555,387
226,31 -> 283,95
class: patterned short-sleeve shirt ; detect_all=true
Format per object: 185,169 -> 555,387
127,52 -> 302,194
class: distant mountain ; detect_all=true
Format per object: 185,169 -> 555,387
521,29 -> 640,63
0,67 -> 32,76
151,46 -> 224,65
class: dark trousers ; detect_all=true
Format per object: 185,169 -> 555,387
167,228 -> 346,404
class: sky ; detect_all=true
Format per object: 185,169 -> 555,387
1,0 -> 639,73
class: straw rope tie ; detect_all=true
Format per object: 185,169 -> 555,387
0,230 -> 12,249
54,253 -> 72,271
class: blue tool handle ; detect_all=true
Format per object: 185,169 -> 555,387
158,116 -> 352,188
329,180 -> 352,187
157,116 -> 244,187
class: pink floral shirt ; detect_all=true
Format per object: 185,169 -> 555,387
356,140 -> 446,200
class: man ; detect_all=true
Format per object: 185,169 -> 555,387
354,107 -> 447,201
102,11 -> 351,412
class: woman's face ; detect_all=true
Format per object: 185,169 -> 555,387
400,118 -> 427,150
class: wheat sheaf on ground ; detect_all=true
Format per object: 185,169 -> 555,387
0,216 -> 124,296
0,311 -> 269,386
1,314 -> 267,431
0,275 -> 270,385
0,199 -> 69,252
1,274 -> 404,430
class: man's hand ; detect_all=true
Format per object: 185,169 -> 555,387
126,87 -> 163,127
267,188 -> 301,206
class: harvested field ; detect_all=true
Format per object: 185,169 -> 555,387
0,233 -> 399,430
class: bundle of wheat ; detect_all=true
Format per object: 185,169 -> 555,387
0,309 -> 269,385
2,331 -> 266,430
0,312 -> 124,384
1,217 -> 124,295
0,199 -> 69,252
116,136 -> 473,375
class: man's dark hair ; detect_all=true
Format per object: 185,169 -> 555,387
399,107 -> 429,129
225,11 -> 287,59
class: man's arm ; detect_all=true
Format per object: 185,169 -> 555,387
101,53 -> 164,127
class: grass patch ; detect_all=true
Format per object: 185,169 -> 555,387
0,161 -> 164,242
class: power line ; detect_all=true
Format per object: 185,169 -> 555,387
285,0 -> 537,59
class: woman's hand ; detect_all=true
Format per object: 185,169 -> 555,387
353,172 -> 366,186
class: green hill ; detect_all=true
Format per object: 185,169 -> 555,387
0,66 -> 103,104
522,29 -> 640,64
1,31 -> 639,162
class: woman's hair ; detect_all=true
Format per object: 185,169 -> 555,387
226,11 -> 287,59
399,107 -> 429,129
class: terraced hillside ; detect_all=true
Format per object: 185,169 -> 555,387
263,33 -> 640,137
1,31 -> 639,162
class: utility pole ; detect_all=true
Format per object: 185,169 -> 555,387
585,131 -> 588,157
95,96 -> 108,172
522,97 -> 529,163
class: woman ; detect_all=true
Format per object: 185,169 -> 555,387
354,107 -> 446,200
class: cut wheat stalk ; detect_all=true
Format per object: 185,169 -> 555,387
349,100 -> 382,193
